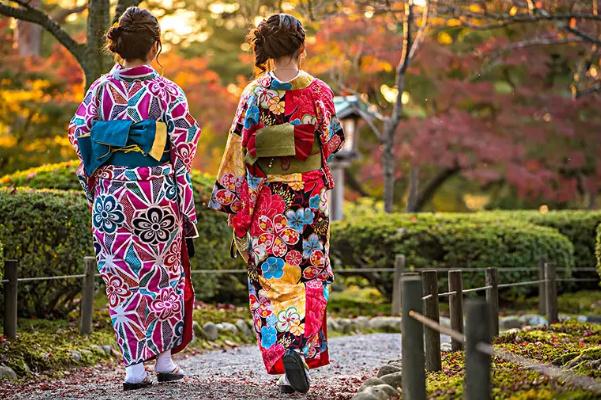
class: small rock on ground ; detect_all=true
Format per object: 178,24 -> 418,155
202,322 -> 219,341
0,365 -> 16,381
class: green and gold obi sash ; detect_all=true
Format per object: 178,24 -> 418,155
78,119 -> 170,176
244,123 -> 322,175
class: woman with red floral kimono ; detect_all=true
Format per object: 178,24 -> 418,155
68,7 -> 200,390
209,14 -> 344,394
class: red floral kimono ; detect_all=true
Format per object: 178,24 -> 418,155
209,71 -> 344,374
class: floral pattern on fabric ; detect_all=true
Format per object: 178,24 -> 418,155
68,65 -> 201,366
209,71 -> 343,374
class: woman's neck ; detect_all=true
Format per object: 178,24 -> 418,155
123,59 -> 149,69
272,58 -> 300,82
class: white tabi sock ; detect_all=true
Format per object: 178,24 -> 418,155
124,362 -> 146,383
278,374 -> 291,386
155,349 -> 178,373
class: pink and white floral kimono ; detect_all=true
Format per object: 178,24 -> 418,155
68,64 -> 201,366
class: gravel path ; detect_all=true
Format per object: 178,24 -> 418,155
7,333 -> 405,400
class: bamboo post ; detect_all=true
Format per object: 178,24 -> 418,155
448,269 -> 464,351
79,256 -> 96,335
3,260 -> 18,340
538,259 -> 546,315
544,262 -> 558,324
485,268 -> 499,336
401,275 -> 426,400
391,254 -> 405,316
465,299 -> 492,400
421,270 -> 441,372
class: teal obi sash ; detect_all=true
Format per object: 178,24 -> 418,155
78,119 -> 170,176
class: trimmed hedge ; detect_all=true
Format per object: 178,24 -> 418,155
0,188 -> 93,317
331,213 -> 575,299
2,162 -> 599,312
0,163 -> 245,317
595,225 -> 601,282
0,239 -> 3,282
503,210 -> 601,272
0,160 -> 82,191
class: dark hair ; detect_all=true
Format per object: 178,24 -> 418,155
247,14 -> 306,72
105,7 -> 161,62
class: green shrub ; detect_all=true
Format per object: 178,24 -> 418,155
0,188 -> 93,317
340,202 -> 601,281
595,225 -> 601,282
331,213 -> 574,299
0,163 -> 246,317
504,210 -> 601,272
0,239 -> 4,282
0,160 -> 81,191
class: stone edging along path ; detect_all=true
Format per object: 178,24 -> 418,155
194,315 -> 404,342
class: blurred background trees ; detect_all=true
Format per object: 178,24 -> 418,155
1,0 -> 600,211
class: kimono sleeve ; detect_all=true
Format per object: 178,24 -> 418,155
314,80 -> 345,162
208,84 -> 254,239
166,85 -> 202,238
68,79 -> 102,206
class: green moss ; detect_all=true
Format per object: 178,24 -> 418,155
557,291 -> 601,315
0,327 -> 116,377
328,285 -> 389,317
422,322 -> 601,399
0,303 -> 258,380
192,304 -> 249,325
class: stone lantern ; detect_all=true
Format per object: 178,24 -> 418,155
330,95 -> 370,221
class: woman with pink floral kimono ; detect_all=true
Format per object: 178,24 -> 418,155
68,7 -> 200,390
209,14 -> 344,394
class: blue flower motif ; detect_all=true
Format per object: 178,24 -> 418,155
261,257 -> 285,279
244,96 -> 260,129
289,118 -> 302,126
266,314 -> 278,327
286,208 -> 314,233
261,326 -> 277,349
93,195 -> 125,234
309,195 -> 320,210
302,233 -> 323,258
270,79 -> 293,90
329,117 -> 342,139
247,173 -> 262,190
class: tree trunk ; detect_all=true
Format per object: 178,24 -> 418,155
83,0 -> 111,89
411,166 -> 460,212
406,164 -> 420,212
16,0 -> 42,57
383,120 -> 396,213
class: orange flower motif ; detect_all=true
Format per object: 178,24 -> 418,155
268,97 -> 285,114
289,319 -> 305,336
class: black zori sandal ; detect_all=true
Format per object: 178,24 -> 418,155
277,375 -> 296,394
157,366 -> 185,383
280,384 -> 296,394
123,376 -> 153,391
283,350 -> 310,394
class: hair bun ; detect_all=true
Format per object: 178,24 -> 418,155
107,26 -> 122,41
105,7 -> 161,62
247,14 -> 305,72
